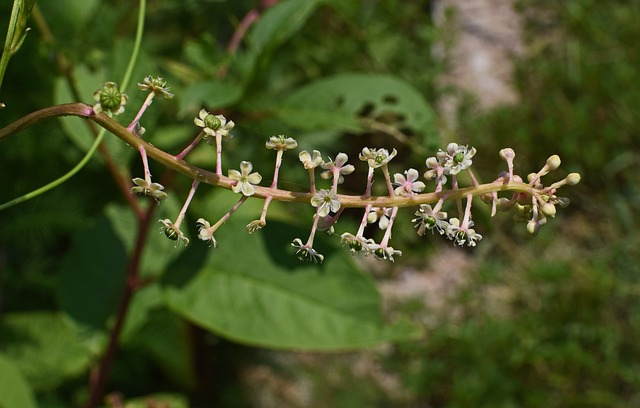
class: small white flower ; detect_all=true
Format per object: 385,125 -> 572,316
291,238 -> 324,263
137,76 -> 174,99
424,156 -> 447,184
130,178 -> 167,202
393,168 -> 426,196
367,207 -> 392,230
228,161 -> 262,196
412,204 -> 449,236
369,243 -> 402,262
265,135 -> 298,151
159,219 -> 189,247
196,218 -> 217,248
246,219 -> 266,234
445,218 -> 483,247
310,189 -> 341,217
299,150 -> 323,169
359,147 -> 397,168
320,153 -> 355,184
440,143 -> 476,175
340,233 -> 375,255
193,109 -> 235,139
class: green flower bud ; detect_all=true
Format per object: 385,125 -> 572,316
565,173 -> 581,186
546,155 -> 561,171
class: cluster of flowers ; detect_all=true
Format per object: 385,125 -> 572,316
92,78 -> 580,264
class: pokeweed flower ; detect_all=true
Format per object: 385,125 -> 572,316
196,218 -> 218,248
265,135 -> 298,151
159,219 -> 189,247
340,232 -> 374,255
299,150 -> 323,169
310,189 -> 341,217
93,82 -> 128,116
228,161 -> 262,196
367,207 -> 392,230
439,143 -> 476,175
246,219 -> 266,234
137,75 -> 174,99
130,178 -> 167,202
359,147 -> 397,169
413,204 -> 449,236
424,156 -> 447,184
393,168 -> 426,196
291,238 -> 324,263
446,218 -> 483,247
369,243 -> 402,262
320,153 -> 355,184
194,109 -> 235,140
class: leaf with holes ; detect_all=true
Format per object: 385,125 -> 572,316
277,73 -> 437,142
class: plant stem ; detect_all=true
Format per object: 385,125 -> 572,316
83,204 -> 155,408
0,103 -> 546,210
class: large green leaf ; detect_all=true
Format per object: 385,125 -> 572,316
0,354 -> 37,408
106,199 -> 186,279
0,312 -> 93,392
277,73 -> 437,140
163,219 -> 417,350
57,216 -> 127,329
249,0 -> 324,56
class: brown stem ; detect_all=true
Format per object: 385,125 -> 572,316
83,204 -> 156,408
0,103 -> 548,208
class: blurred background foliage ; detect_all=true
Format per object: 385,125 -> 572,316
1,0 -> 639,406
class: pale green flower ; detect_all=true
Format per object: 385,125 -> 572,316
137,75 -> 174,99
93,82 -> 128,116
194,109 -> 235,139
340,232 -> 375,255
291,238 -> 324,263
412,204 -> 448,236
159,219 -> 189,247
369,243 -> 402,262
358,147 -> 397,168
228,161 -> 262,196
196,218 -> 217,248
299,150 -> 323,169
265,135 -> 298,151
131,178 -> 167,202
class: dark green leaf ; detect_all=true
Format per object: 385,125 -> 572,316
0,312 -> 93,392
163,219 -> 418,350
57,216 -> 127,329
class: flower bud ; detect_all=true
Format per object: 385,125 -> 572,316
546,155 -> 561,171
540,202 -> 556,218
565,173 -> 581,185
527,219 -> 540,235
527,173 -> 537,183
499,148 -> 515,161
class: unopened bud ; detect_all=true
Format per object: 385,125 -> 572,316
565,173 -> 581,185
526,219 -> 540,235
540,202 -> 556,218
546,155 -> 561,171
499,148 -> 515,161
496,197 -> 514,211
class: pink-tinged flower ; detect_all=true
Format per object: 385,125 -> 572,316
228,161 -> 262,196
393,168 -> 426,196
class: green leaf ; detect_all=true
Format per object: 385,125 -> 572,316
106,200 -> 186,279
163,219 -> 417,350
0,354 -> 37,408
249,0 -> 324,56
277,73 -> 438,140
57,216 -> 127,329
0,312 -> 93,392
118,394 -> 188,408
178,79 -> 242,118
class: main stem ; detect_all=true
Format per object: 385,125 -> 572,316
84,204 -> 155,408
0,103 -> 542,208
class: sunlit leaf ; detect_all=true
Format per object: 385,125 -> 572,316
163,219 -> 418,350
